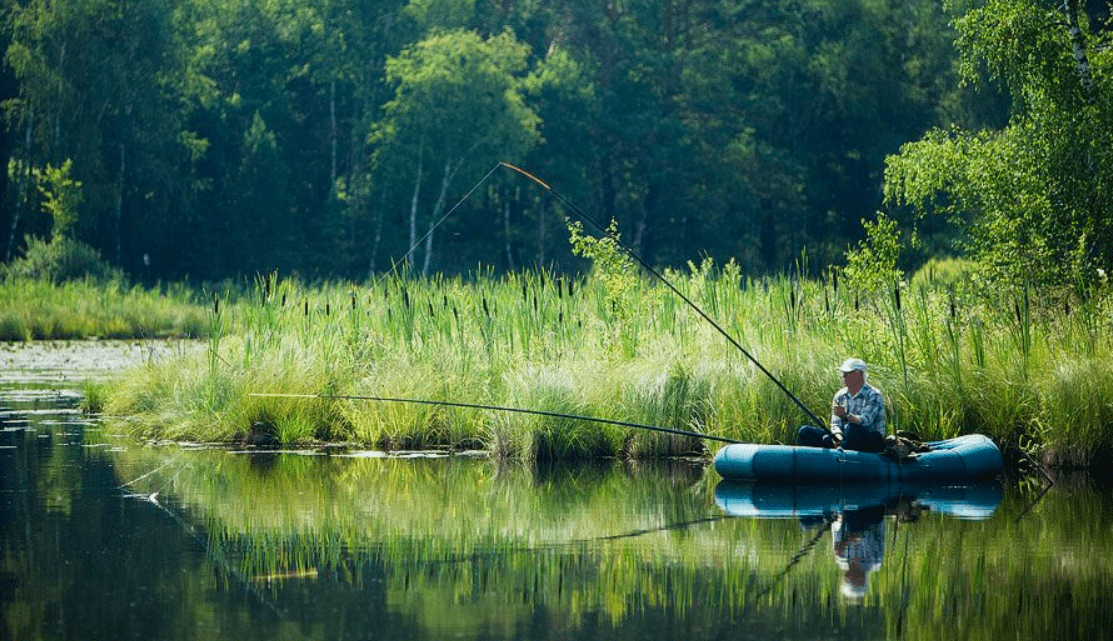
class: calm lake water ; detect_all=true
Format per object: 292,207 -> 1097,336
2,342 -> 1111,641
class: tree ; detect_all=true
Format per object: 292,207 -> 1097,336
373,28 -> 540,275
884,0 -> 1113,287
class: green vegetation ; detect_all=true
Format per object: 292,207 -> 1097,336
1,0 -> 998,281
0,277 -> 208,341
100,260 -> 1113,465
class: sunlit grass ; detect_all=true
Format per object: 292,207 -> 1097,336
79,264 -> 1113,463
0,277 -> 208,340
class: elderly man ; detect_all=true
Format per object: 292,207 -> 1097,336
796,358 -> 887,453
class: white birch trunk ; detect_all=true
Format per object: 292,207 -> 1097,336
1064,0 -> 1094,100
6,115 -> 33,261
408,137 -> 425,270
503,195 -> 515,270
422,161 -> 453,277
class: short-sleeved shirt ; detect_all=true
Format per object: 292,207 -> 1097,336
830,382 -> 886,437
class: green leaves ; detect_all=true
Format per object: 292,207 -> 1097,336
885,0 -> 1113,287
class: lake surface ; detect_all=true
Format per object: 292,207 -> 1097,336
2,341 -> 1111,641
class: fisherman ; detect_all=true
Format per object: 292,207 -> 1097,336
796,357 -> 886,453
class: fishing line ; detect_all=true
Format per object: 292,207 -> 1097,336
499,162 -> 826,428
249,393 -> 742,444
370,162 -> 503,287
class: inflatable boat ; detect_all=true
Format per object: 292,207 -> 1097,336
713,433 -> 1003,483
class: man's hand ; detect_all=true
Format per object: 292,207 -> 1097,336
831,432 -> 844,446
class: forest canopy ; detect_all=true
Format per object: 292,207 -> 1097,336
0,0 -> 1107,286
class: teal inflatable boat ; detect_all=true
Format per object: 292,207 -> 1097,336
713,433 -> 1003,483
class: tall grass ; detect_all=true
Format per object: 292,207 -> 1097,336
99,263 -> 1113,464
0,277 -> 208,340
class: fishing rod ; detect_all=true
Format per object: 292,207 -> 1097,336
249,393 -> 742,445
499,162 -> 827,428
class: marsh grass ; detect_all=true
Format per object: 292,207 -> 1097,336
99,264 -> 1113,463
0,277 -> 208,340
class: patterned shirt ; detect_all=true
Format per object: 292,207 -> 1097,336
830,382 -> 886,437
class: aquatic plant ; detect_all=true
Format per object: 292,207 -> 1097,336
99,262 -> 1113,464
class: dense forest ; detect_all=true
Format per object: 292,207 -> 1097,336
0,0 -> 1109,284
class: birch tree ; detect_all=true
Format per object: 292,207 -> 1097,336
884,0 -> 1113,286
374,28 -> 539,275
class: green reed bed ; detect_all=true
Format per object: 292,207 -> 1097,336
0,277 -> 209,341
104,265 -> 1113,463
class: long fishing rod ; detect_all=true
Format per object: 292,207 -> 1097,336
499,162 -> 827,428
249,393 -> 742,445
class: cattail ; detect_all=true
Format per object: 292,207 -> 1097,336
559,311 -> 564,323
304,300 -> 309,316
522,284 -> 528,301
428,302 -> 435,318
533,295 -> 538,312
213,293 -> 220,315
281,293 -> 286,307
482,297 -> 490,318
1065,297 -> 1070,316
854,293 -> 859,312
950,294 -> 956,320
453,306 -> 459,321
790,288 -> 797,314
894,284 -> 901,311
402,289 -> 410,308
832,270 -> 839,294
443,294 -> 448,309
568,280 -> 575,298
326,302 -> 330,316
556,277 -> 564,299
824,290 -> 830,315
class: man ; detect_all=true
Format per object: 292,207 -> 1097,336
796,357 -> 886,452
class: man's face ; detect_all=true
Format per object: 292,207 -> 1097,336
841,370 -> 863,387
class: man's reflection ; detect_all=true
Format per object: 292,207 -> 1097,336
832,504 -> 885,599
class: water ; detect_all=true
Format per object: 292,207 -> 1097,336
2,342 -> 1112,641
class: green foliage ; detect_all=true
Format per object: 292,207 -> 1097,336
843,211 -> 907,294
1,0 -> 990,280
567,218 -> 638,318
1,236 -> 121,284
885,0 -> 1113,287
33,159 -> 82,240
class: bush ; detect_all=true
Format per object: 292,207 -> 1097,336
1,236 -> 123,284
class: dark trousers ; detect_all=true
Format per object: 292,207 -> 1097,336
796,424 -> 885,453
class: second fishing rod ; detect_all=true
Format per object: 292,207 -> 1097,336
499,162 -> 826,429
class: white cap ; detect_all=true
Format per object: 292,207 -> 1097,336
838,358 -> 868,373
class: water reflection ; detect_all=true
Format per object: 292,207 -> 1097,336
5,381 -> 1113,641
715,480 -> 1004,601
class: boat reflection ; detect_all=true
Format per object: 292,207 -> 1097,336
715,480 -> 1004,599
